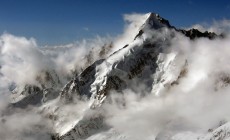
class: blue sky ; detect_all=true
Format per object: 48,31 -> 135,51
0,0 -> 229,45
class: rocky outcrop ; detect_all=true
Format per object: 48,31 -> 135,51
179,28 -> 218,39
11,70 -> 61,108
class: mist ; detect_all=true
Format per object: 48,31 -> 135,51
1,13 -> 230,140
88,17 -> 230,139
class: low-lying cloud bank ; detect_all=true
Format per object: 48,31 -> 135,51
99,19 -> 230,139
0,13 -> 230,140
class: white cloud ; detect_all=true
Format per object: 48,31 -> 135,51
88,17 -> 230,139
111,13 -> 150,53
0,13 -> 230,140
0,33 -> 52,87
188,19 -> 230,34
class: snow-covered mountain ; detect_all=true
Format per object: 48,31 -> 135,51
1,12 -> 229,140
52,13 -> 223,140
59,13 -> 218,107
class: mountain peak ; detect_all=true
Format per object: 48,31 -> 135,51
135,12 -> 219,40
133,12 -> 174,40
142,12 -> 172,30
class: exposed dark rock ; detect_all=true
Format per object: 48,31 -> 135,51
11,70 -> 61,108
99,43 -> 113,58
134,30 -> 144,40
58,114 -> 105,140
11,85 -> 43,108
134,13 -> 220,41
179,28 -> 218,39
60,59 -> 105,102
